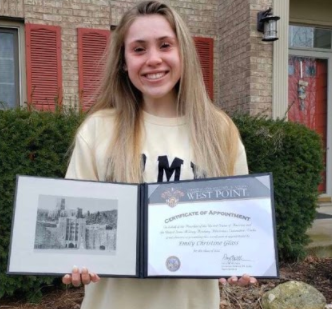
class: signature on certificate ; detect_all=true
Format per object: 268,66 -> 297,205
222,253 -> 252,264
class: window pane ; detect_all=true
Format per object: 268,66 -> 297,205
288,64 -> 294,76
289,25 -> 314,48
289,25 -> 332,50
314,28 -> 331,49
0,32 -> 16,108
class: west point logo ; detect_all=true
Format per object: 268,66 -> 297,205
161,188 -> 185,207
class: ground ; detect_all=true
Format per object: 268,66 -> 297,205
0,257 -> 331,309
220,256 -> 332,308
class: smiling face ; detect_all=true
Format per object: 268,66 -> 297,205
124,14 -> 181,114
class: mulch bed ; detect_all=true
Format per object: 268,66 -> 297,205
220,256 -> 332,308
0,257 -> 331,309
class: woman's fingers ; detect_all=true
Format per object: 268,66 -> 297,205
228,276 -> 238,285
219,275 -> 258,287
71,266 -> 82,287
219,276 -> 238,285
250,277 -> 258,285
237,274 -> 251,286
62,274 -> 72,285
90,272 -> 101,283
81,267 -> 91,285
219,278 -> 227,285
62,267 -> 101,286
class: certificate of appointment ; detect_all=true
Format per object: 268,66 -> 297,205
146,174 -> 278,278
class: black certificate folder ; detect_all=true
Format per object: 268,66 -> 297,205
8,174 -> 279,279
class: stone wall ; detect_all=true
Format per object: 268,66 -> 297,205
0,0 -> 24,18
217,0 -> 273,116
217,0 -> 251,113
249,0 -> 273,116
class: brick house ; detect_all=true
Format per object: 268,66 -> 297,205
0,0 -> 331,202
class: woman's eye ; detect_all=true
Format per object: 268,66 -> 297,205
161,42 -> 171,49
134,47 -> 145,53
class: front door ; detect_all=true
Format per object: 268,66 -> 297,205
288,55 -> 329,193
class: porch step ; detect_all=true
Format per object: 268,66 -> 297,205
306,203 -> 332,257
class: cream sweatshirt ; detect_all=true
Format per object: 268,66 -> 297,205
66,109 -> 248,309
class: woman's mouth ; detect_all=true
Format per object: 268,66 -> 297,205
144,72 -> 167,80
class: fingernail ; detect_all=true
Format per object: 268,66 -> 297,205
232,278 -> 237,282
64,274 -> 70,279
250,278 -> 256,284
73,265 -> 78,272
82,267 -> 88,273
90,273 -> 100,282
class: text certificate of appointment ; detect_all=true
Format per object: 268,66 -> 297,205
146,174 -> 278,278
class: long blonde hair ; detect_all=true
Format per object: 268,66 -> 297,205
85,1 -> 240,182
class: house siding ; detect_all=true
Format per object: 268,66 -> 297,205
290,0 -> 332,27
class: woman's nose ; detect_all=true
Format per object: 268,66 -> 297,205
146,48 -> 162,66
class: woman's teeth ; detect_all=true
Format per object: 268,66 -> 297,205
146,72 -> 165,80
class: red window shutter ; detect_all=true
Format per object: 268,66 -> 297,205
78,28 -> 110,110
194,37 -> 214,100
25,24 -> 62,111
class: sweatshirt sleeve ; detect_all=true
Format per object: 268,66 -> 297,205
65,133 -> 98,181
234,140 -> 249,176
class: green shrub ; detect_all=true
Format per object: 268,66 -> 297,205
233,114 -> 324,261
0,109 -> 323,300
0,107 -> 84,301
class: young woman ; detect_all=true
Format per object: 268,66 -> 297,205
63,1 -> 257,308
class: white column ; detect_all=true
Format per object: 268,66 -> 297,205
272,0 -> 289,120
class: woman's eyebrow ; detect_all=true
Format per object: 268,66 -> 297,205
129,39 -> 145,44
157,36 -> 176,41
128,36 -> 176,44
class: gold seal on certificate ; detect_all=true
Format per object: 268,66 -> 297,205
8,173 -> 279,279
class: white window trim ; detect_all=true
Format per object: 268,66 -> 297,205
0,20 -> 26,107
272,0 -> 290,121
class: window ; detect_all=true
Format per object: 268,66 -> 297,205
289,25 -> 332,50
0,27 -> 19,108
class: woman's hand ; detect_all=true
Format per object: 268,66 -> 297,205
62,266 -> 100,287
219,274 -> 257,286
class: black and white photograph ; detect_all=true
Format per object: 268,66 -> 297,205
8,176 -> 140,276
34,195 -> 118,253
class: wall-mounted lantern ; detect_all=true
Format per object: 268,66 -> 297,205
257,8 -> 280,42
